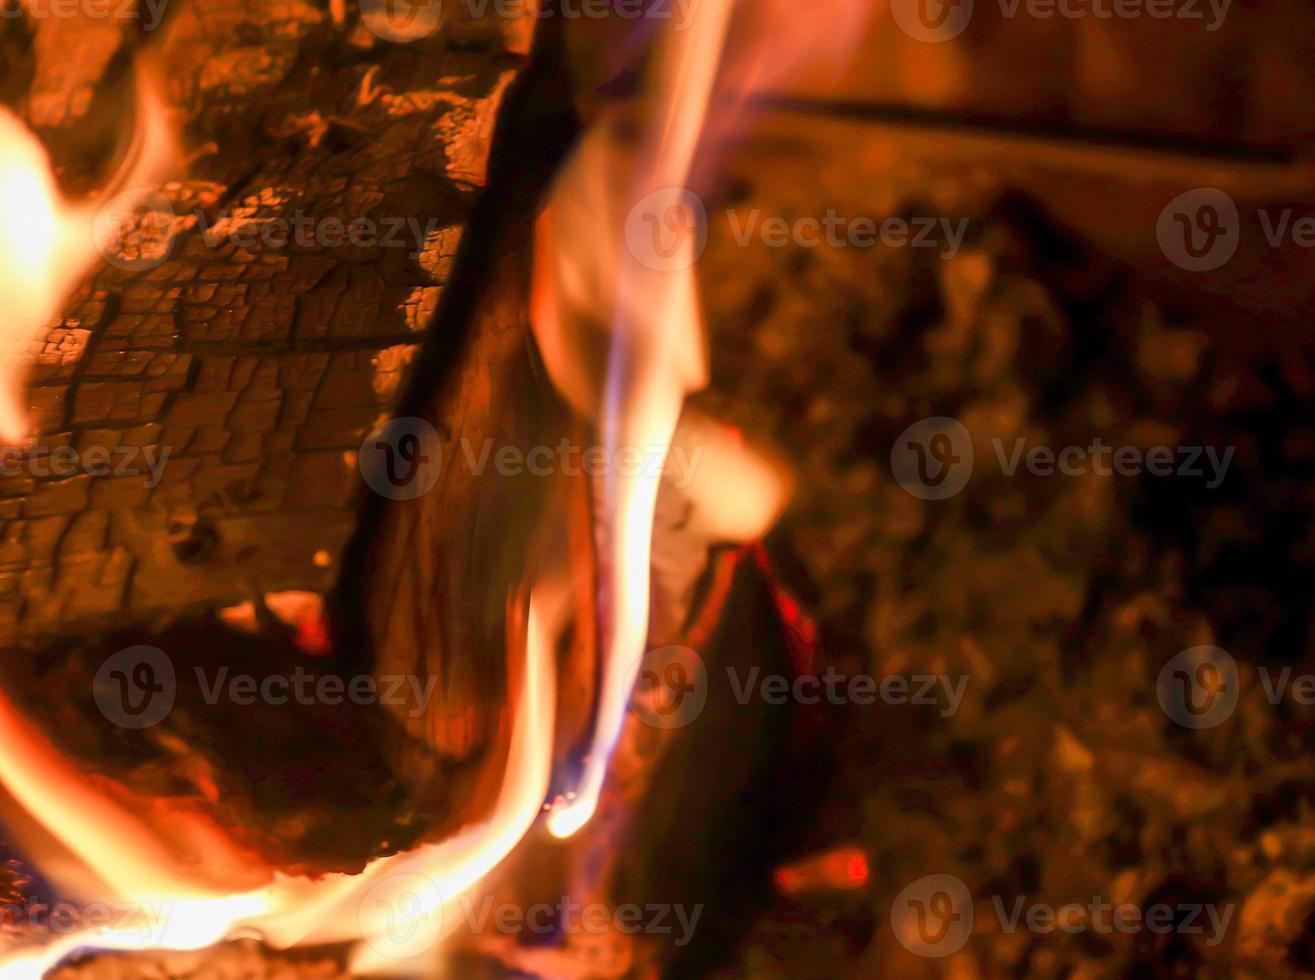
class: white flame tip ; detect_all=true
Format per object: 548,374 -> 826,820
545,797 -> 597,840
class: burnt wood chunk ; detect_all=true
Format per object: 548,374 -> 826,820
2,2 -> 531,644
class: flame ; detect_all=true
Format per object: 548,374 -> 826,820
0,0 -> 868,970
0,581 -> 560,977
0,674 -> 276,977
534,0 -> 866,838
0,46 -> 562,979
529,0 -> 807,832
0,61 -> 172,445
534,0 -> 733,841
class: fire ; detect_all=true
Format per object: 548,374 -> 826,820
533,0 -> 735,840
0,582 -> 559,977
0,61 -> 172,445
0,0 -> 867,972
533,0 -> 868,839
0,52 -> 559,969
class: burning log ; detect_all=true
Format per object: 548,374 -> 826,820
0,0 -> 868,974
0,0 -> 544,829
334,25 -> 586,830
0,0 -> 536,645
0,0 -> 559,969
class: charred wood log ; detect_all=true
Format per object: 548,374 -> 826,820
0,0 -> 565,879
1,0 -> 536,644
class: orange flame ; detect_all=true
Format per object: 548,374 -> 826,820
0,0 -> 868,971
533,0 -> 735,841
0,61 -> 172,445
533,0 -> 867,839
0,582 -> 560,977
0,55 -> 562,974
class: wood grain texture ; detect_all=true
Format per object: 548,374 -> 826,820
1,0 -> 532,643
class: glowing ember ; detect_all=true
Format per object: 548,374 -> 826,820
774,846 -> 871,898
220,591 -> 333,655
